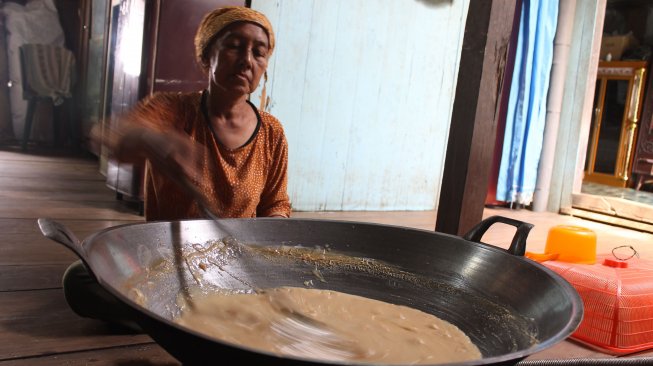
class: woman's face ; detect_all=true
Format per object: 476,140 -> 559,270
208,22 -> 270,96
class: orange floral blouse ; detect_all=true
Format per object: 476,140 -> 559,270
127,91 -> 291,221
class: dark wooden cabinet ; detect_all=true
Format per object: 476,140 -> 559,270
145,0 -> 233,93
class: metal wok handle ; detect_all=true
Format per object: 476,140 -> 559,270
37,218 -> 88,262
462,215 -> 534,256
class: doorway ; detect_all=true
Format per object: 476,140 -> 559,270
583,61 -> 646,188
573,0 -> 653,231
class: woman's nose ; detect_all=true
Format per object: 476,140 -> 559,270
239,48 -> 253,67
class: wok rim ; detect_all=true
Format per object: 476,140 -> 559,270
82,217 -> 584,366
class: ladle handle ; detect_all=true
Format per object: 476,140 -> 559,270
37,218 -> 87,262
462,215 -> 533,256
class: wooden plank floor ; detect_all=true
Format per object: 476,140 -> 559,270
1,145 -> 653,365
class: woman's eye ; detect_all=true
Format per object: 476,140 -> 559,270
222,40 -> 240,49
254,48 -> 267,57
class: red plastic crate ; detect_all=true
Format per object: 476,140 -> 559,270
542,253 -> 653,354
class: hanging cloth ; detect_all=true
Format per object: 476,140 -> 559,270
20,44 -> 75,106
496,0 -> 559,205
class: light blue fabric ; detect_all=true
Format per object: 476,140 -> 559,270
496,0 -> 559,205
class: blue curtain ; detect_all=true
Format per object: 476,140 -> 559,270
496,0 -> 559,205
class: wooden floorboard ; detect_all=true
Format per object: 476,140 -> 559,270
291,210 -> 439,231
0,199 -> 141,220
1,146 -> 653,364
0,289 -> 155,361
0,264 -> 68,291
0,218 -> 142,235
0,160 -> 104,180
0,344 -> 178,366
0,177 -> 119,202
0,147 -> 157,365
0,147 -> 98,164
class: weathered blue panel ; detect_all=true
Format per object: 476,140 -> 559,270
251,0 -> 469,211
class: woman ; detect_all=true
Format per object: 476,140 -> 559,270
110,5 -> 290,220
63,6 -> 289,330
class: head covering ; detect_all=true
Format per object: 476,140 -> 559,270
194,6 -> 275,71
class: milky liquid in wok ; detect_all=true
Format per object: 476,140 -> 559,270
129,235 -> 539,363
173,286 -> 482,364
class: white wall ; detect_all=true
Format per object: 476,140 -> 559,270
251,0 -> 469,211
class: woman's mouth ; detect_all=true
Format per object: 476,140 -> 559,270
235,73 -> 249,82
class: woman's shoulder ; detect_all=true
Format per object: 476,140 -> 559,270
258,109 -> 285,134
256,109 -> 288,155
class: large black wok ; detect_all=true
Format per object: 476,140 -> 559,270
39,215 -> 582,366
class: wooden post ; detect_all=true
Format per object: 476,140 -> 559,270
436,0 -> 520,236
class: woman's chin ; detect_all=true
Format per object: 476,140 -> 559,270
212,84 -> 251,98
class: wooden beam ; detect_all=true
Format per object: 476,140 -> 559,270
436,0 -> 520,236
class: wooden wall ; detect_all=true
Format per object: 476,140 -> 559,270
251,0 -> 469,211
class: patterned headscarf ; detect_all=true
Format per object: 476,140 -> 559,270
194,6 -> 275,71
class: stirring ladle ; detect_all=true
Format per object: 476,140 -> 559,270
171,174 -> 357,353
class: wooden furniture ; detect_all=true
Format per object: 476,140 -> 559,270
584,61 -> 648,188
18,45 -> 76,151
632,58 -> 653,191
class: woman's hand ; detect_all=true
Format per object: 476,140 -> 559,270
95,122 -> 216,214
142,128 -> 210,200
